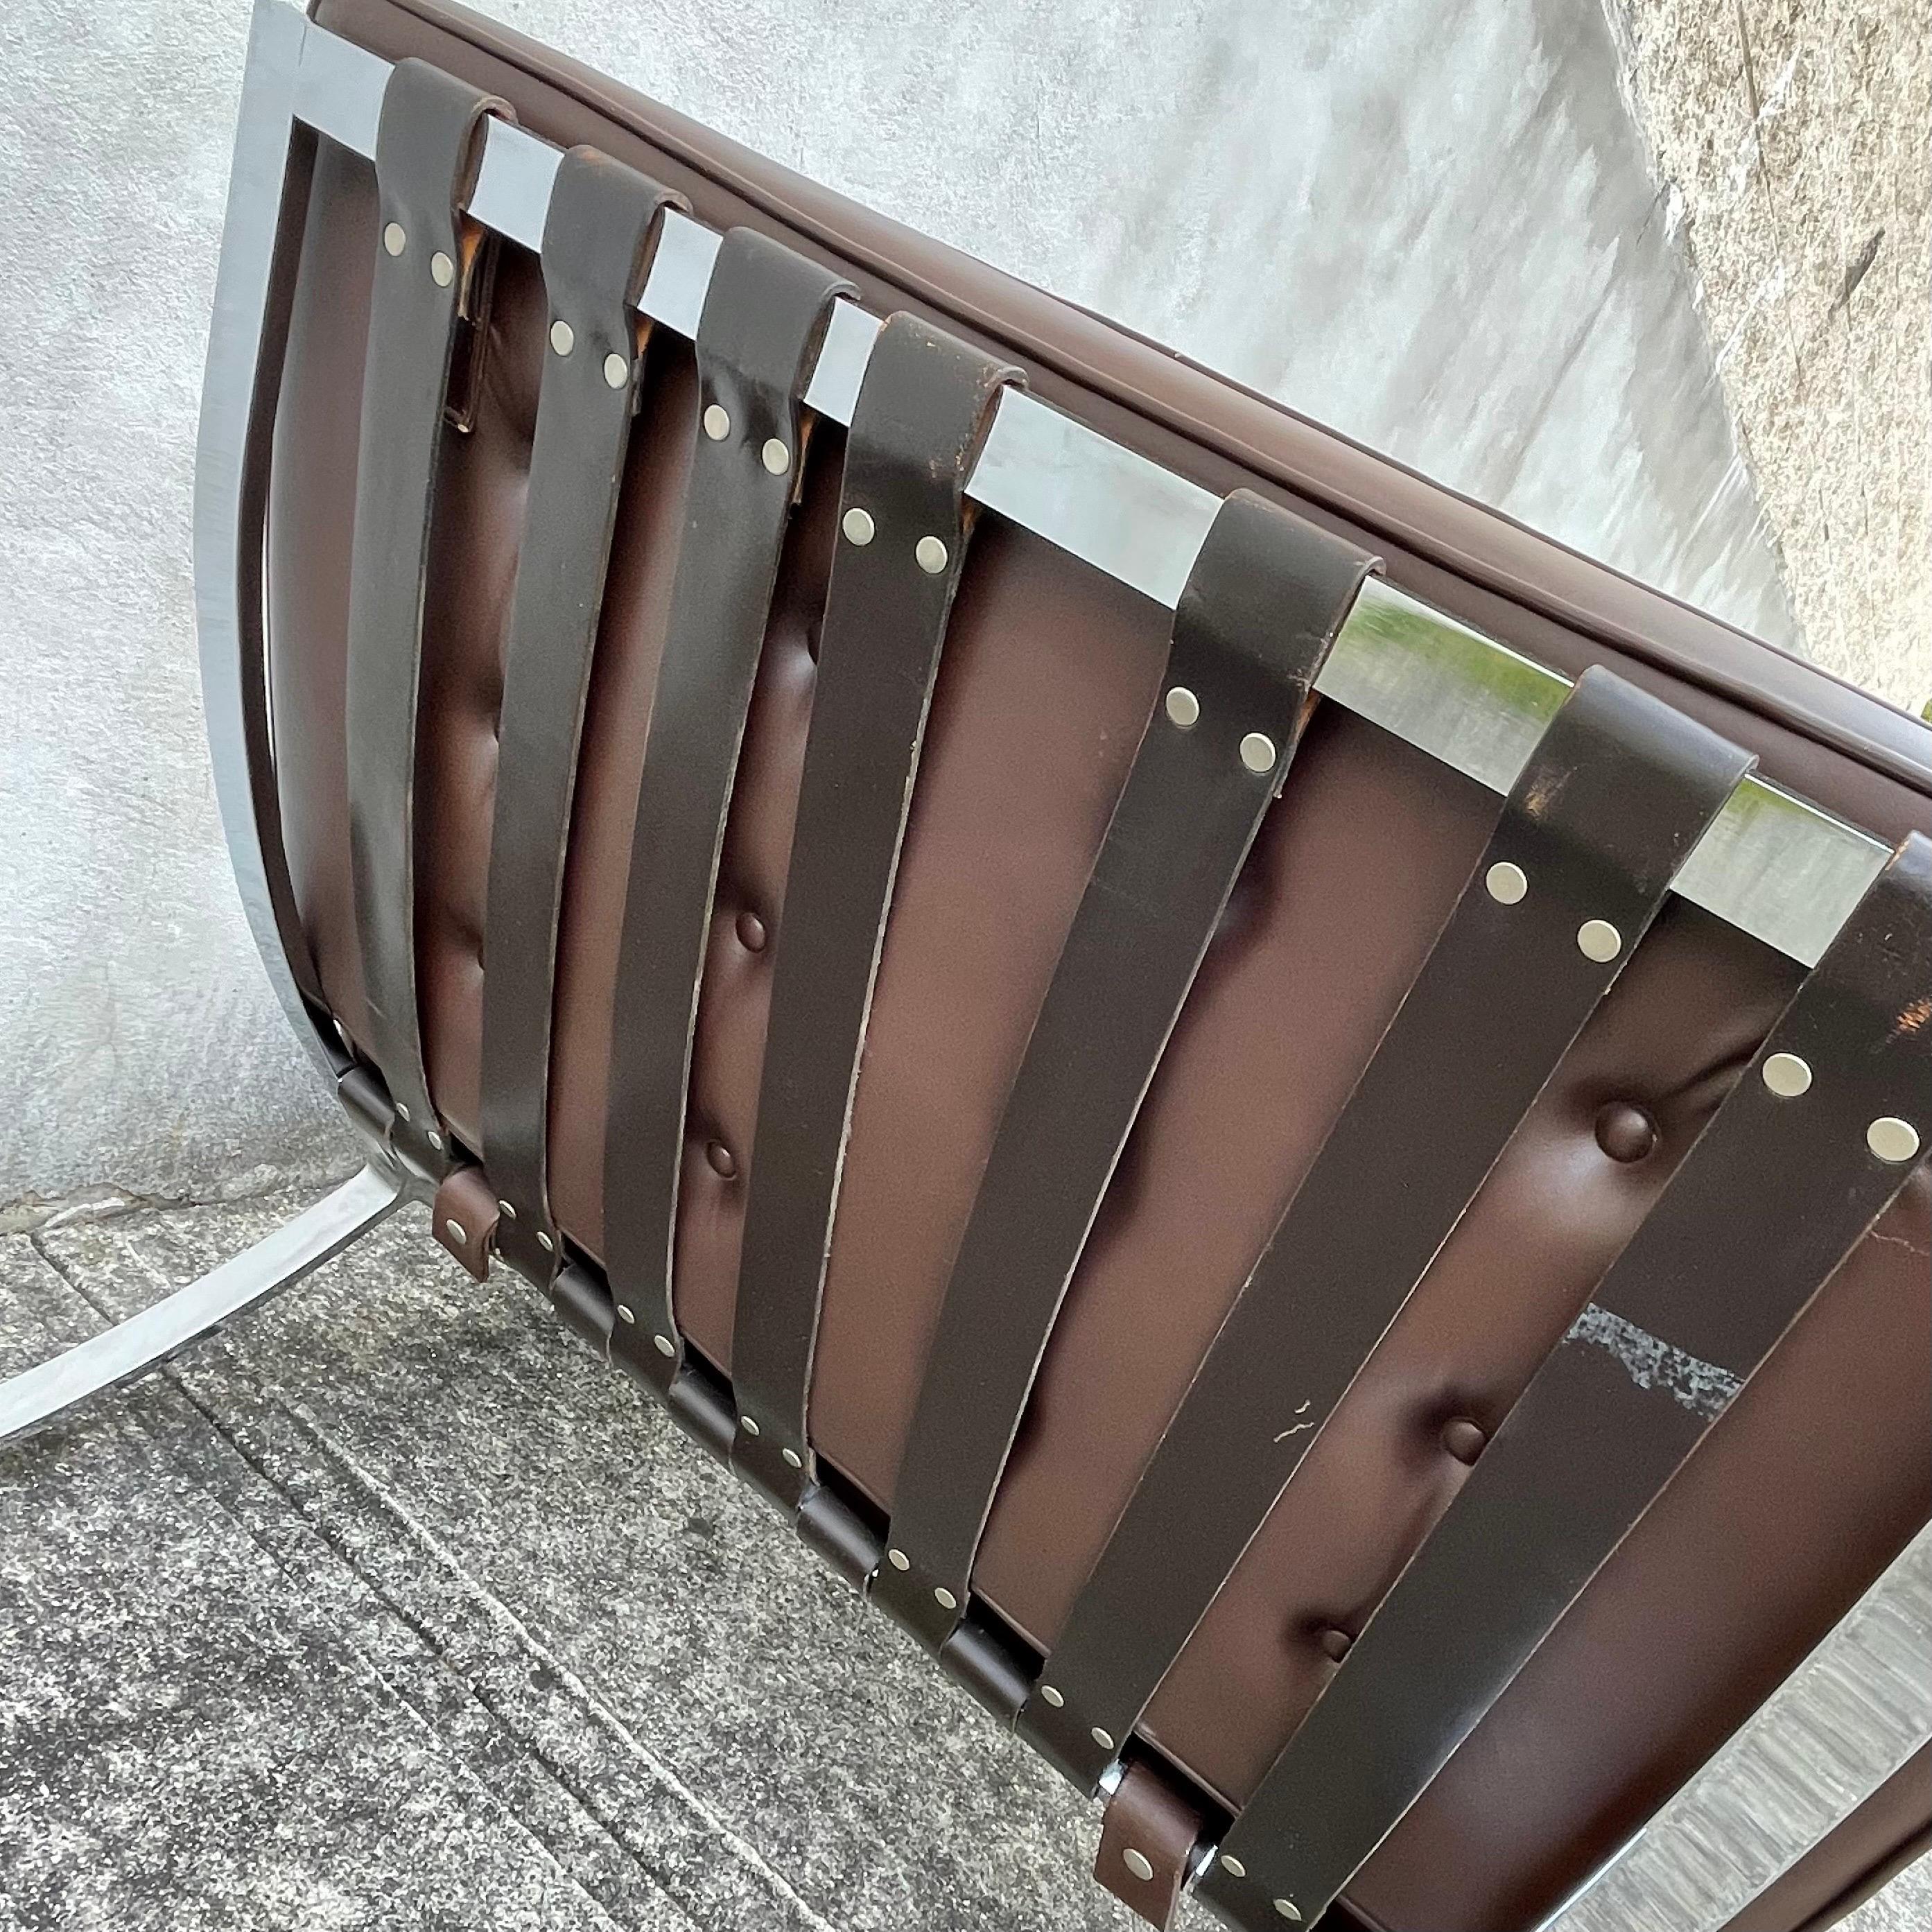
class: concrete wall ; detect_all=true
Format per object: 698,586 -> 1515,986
0,0 -> 1794,1205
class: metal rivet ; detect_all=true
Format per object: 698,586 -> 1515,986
1274,1901 -> 1303,1923
1762,1052 -> 1813,1098
536,1230 -> 555,1253
842,506 -> 876,546
1038,1683 -> 1065,1709
915,534 -> 949,574
430,251 -> 455,287
426,1130 -> 444,1151
887,1548 -> 912,1572
394,1102 -> 412,1122
550,319 -> 575,356
616,1305 -> 636,1325
1577,918 -> 1623,963
1486,861 -> 1528,905
1239,731 -> 1277,774
740,1416 -> 760,1436
781,1447 -> 803,1470
761,437 -> 790,476
1123,1850 -> 1155,1883
702,403 -> 731,441
445,1220 -> 467,1244
497,1199 -> 516,1219
934,1585 -> 959,1610
1090,1726 -> 1116,1753
652,1333 -> 676,1358
603,352 -> 629,389
1594,1101 -> 1657,1165
1165,686 -> 1200,729
382,221 -> 406,256
1868,1116 -> 1922,1164
1219,1854 -> 1247,1879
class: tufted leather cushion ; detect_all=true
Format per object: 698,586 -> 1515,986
272,6 -> 1932,1924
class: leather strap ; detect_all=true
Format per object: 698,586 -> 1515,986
1096,1760 -> 1206,1931
345,60 -> 505,1174
873,493 -> 1375,1642
478,148 -> 684,1287
726,313 -> 1019,1508
602,230 -> 853,1387
1021,667 -> 1755,1789
1200,835 -> 1932,1932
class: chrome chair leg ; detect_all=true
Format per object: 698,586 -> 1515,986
0,1164 -> 406,1445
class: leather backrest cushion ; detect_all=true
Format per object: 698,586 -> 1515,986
275,8 -> 1932,1925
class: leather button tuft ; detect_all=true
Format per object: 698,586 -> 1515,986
705,1140 -> 738,1180
1594,1100 -> 1658,1164
735,911 -> 768,954
1319,1628 -> 1353,1663
1441,1418 -> 1487,1465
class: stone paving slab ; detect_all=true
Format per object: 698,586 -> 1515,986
0,1181 -> 1158,1932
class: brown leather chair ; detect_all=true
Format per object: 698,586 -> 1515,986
6,3 -> 1926,1927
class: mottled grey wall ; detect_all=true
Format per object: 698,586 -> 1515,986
0,0 -> 1791,1204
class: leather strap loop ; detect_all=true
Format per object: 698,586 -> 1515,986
346,59 -> 507,1174
478,148 -> 684,1287
726,314 -> 1021,1509
872,492 -> 1375,1642
1020,665 -> 1755,1790
602,230 -> 853,1389
1201,833 -> 1932,1932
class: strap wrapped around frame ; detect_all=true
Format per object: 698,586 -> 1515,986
476,148 -> 685,1288
726,313 -> 1022,1509
602,229 -> 854,1393
345,59 -> 507,1175
871,491 -> 1376,1644
1201,834 -> 1932,1932
1020,665 -> 1756,1791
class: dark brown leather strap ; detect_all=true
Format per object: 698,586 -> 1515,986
727,314 -> 1020,1508
478,149 -> 684,1287
1020,666 -> 1755,1789
603,230 -> 853,1386
1201,835 -> 1932,1932
1095,1760 -> 1206,1931
872,494 -> 1375,1642
345,60 -> 505,1174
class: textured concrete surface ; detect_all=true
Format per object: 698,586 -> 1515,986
1612,0 -> 1931,713
0,1174 -> 1180,1932
0,0 -> 1805,1204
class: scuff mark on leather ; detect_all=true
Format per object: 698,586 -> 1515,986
1568,1303 -> 1741,1420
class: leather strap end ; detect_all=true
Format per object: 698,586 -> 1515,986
1096,1761 -> 1203,1930
430,1167 -> 501,1281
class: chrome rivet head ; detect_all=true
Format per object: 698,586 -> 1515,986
1165,686 -> 1201,729
887,1548 -> 912,1572
382,221 -> 406,256
1576,918 -> 1623,964
550,319 -> 575,356
761,437 -> 790,476
1239,731 -> 1278,774
1038,1683 -> 1065,1709
430,251 -> 455,288
616,1305 -> 636,1325
702,403 -> 731,441
1868,1116 -> 1922,1164
536,1230 -> 555,1253
1762,1052 -> 1813,1098
740,1416 -> 760,1437
497,1198 -> 516,1219
445,1219 -> 467,1244
934,1585 -> 959,1610
781,1447 -> 803,1470
1090,1726 -> 1116,1753
915,534 -> 949,574
1219,1854 -> 1248,1880
1486,861 -> 1528,905
1274,1901 -> 1303,1923
842,506 -> 876,546
602,352 -> 629,390
652,1332 -> 676,1358
394,1102 -> 412,1122
426,1129 -> 444,1151
1122,1850 -> 1155,1883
